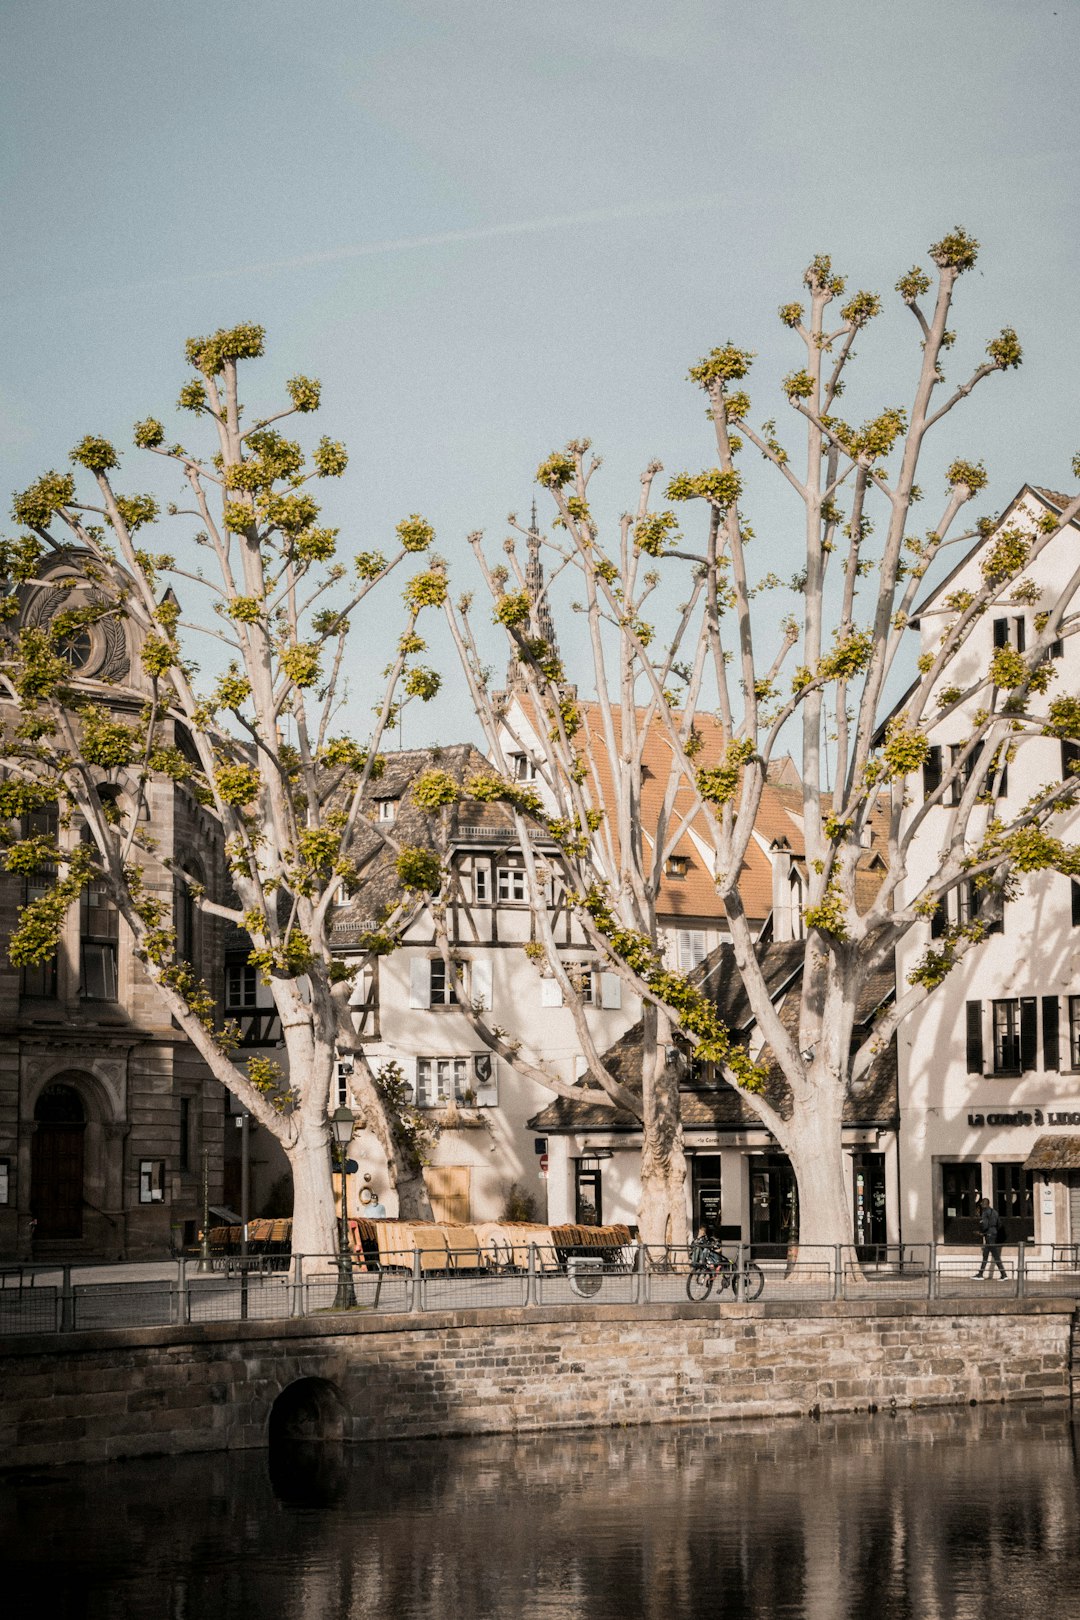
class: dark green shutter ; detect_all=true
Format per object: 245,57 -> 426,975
1043,996 -> 1060,1071
1020,997 -> 1037,1072
923,745 -> 942,801
966,1001 -> 983,1074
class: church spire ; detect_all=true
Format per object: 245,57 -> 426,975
506,502 -> 560,691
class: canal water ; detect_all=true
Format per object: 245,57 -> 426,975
3,1404 -> 1079,1618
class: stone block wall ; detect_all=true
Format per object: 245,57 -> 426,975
1,1298 -> 1075,1471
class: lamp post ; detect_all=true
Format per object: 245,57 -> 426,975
330,1105 -> 356,1308
196,1146 -> 213,1274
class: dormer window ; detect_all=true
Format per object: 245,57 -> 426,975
510,753 -> 538,783
377,798 -> 398,823
666,855 -> 690,879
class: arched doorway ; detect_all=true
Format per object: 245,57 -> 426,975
31,1083 -> 86,1238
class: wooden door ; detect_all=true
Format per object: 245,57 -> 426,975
32,1123 -> 85,1237
424,1165 -> 471,1225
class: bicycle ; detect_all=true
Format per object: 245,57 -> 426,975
685,1235 -> 765,1302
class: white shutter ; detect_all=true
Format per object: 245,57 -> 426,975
409,957 -> 431,1009
473,1052 -> 499,1106
541,977 -> 564,1007
600,972 -> 622,1009
413,1058 -> 431,1107
471,957 -> 493,1010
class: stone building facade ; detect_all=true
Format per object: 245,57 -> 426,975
0,549 -> 227,1261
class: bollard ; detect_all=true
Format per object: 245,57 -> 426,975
60,1264 -> 74,1332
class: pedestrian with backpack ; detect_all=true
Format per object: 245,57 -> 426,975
974,1196 -> 1007,1278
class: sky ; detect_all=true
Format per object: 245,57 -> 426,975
1,0 -> 1078,747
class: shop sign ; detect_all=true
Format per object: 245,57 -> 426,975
967,1107 -> 1080,1128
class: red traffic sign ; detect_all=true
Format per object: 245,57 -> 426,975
539,1153 -> 549,1175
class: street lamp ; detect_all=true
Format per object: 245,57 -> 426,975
330,1105 -> 356,1308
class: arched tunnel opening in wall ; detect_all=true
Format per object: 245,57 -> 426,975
267,1377 -> 349,1446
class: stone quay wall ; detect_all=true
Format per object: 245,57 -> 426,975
1,1298 -> 1076,1471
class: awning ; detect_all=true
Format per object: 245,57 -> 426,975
1023,1135 -> 1080,1172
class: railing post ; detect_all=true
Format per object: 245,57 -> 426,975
410,1248 -> 421,1312
60,1264 -> 73,1332
291,1254 -> 305,1318
1017,1241 -> 1026,1299
833,1245 -> 843,1301
928,1242 -> 938,1300
633,1241 -> 644,1306
172,1258 -> 186,1325
527,1243 -> 537,1307
240,1260 -> 249,1322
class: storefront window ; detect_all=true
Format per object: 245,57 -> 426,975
749,1154 -> 798,1254
941,1161 -> 982,1243
575,1158 -> 602,1226
992,1163 -> 1034,1240
852,1152 -> 887,1250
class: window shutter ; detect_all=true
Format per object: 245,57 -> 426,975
1020,997 -> 1038,1072
1015,616 -> 1026,653
1062,740 -> 1080,780
923,746 -> 942,801
471,957 -> 493,1010
966,1001 -> 983,1074
408,1060 -> 423,1107
1071,880 -> 1080,928
541,977 -> 563,1007
1043,996 -> 1060,1071
409,957 -> 431,1009
600,972 -> 622,1010
993,617 -> 1008,649
473,1052 -> 498,1106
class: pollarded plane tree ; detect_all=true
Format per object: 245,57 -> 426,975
448,230 -> 1080,1247
1,324 -> 449,1255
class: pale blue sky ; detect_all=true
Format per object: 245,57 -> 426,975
2,0 -> 1078,742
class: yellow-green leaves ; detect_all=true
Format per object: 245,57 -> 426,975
411,769 -> 460,811
778,302 -> 804,328
687,343 -> 754,388
395,846 -> 442,892
634,510 -> 679,558
840,290 -> 881,328
313,437 -> 348,478
697,739 -> 755,806
114,493 -> 158,532
280,644 -> 321,687
178,379 -> 208,415
981,526 -> 1029,587
819,629 -> 873,681
1043,697 -> 1080,742
215,762 -> 261,806
215,668 -> 251,710
133,418 -> 165,450
396,514 -> 435,553
12,471 -> 76,528
185,323 -> 266,375
79,707 -> 140,768
223,501 -> 254,535
286,374 -> 321,413
930,227 -> 979,273
803,882 -> 850,941
665,468 -> 742,505
226,596 -> 264,623
895,265 -> 932,303
882,719 -> 930,780
70,435 -> 119,475
947,458 -> 988,494
140,635 -> 175,678
403,667 -> 441,701
783,370 -> 815,402
535,451 -> 576,488
987,328 -> 1023,370
804,254 -> 845,297
494,590 -> 532,628
355,550 -> 388,581
403,570 -> 448,611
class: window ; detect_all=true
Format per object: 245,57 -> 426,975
923,745 -> 942,802
174,860 -> 203,973
335,1058 -> 352,1108
941,1161 -> 982,1243
992,1163 -> 1034,1240
1063,740 -> 1080,781
497,864 -> 527,903
416,1056 -> 468,1107
992,615 -> 1026,654
473,864 -> 490,903
80,869 -> 119,1001
139,1160 -> 166,1204
377,798 -> 398,822
678,929 -> 708,971
179,1097 -> 194,1172
430,957 -> 459,1006
1069,996 -> 1080,1070
510,753 -> 537,782
21,807 -> 58,998
992,997 -> 1036,1074
225,963 -> 258,1010
566,963 -> 595,1003
665,855 -> 690,879
575,1157 -> 603,1226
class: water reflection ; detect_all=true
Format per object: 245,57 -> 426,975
2,1405 -> 1078,1619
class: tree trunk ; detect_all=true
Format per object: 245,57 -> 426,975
636,1016 -> 688,1247
285,1115 -> 340,1262
393,1164 -> 432,1220
784,1083 -> 851,1251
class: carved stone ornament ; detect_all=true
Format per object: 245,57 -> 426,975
23,583 -> 129,683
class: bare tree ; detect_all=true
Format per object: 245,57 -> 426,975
1,324 -> 446,1257
446,230 -> 1080,1246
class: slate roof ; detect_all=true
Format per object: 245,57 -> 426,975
528,940 -> 898,1135
1024,1135 -> 1080,1172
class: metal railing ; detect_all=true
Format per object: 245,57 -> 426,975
3,1241 -> 1080,1338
